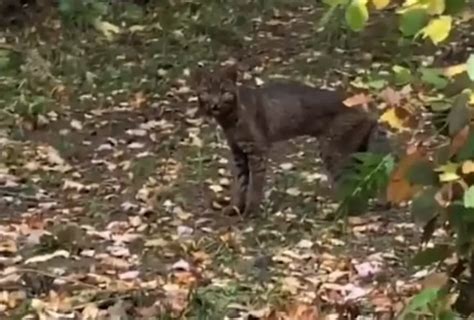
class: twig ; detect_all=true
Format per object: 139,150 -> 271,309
16,268 -> 100,290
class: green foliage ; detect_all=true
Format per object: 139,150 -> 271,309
463,186 -> 474,208
323,0 -> 468,45
467,54 -> 474,81
345,0 -> 368,31
336,152 -> 395,217
321,0 -> 474,313
411,244 -> 451,267
58,0 -> 109,28
399,8 -> 430,37
419,68 -> 448,89
398,287 -> 458,319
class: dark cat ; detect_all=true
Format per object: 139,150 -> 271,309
193,64 -> 391,217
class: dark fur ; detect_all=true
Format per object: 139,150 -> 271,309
193,65 -> 390,216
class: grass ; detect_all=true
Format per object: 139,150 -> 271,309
1,0 -> 472,318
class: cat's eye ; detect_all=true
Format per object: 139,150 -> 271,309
221,92 -> 234,102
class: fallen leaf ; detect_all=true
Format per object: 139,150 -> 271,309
0,239 -> 17,254
380,106 -> 414,131
25,250 -> 70,264
380,87 -> 402,106
94,20 -> 120,40
287,303 -> 320,320
435,162 -> 460,182
462,160 -> 474,174
387,147 -> 425,203
443,63 -> 467,78
343,93 -> 372,108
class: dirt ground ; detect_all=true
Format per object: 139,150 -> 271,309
0,1 -> 468,319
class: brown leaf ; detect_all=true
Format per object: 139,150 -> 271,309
287,303 -> 321,320
343,93 -> 372,108
386,147 -> 426,203
0,239 -> 18,254
380,87 -> 402,106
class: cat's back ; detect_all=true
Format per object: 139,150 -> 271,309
258,81 -> 347,113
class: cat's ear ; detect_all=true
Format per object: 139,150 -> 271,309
221,64 -> 238,83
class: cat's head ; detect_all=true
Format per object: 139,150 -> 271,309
192,65 -> 239,118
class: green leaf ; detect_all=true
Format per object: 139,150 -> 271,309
407,160 -> 438,186
467,54 -> 474,82
443,72 -> 474,97
420,68 -> 448,89
392,65 -> 413,86
430,101 -> 452,112
447,92 -> 470,136
367,79 -> 387,89
445,0 -> 466,15
399,288 -> 439,317
464,186 -> 474,208
411,244 -> 451,267
411,188 -> 439,226
399,8 -> 429,37
323,0 -> 349,5
345,0 -> 369,32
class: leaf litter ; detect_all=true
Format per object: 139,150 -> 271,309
0,1 -> 467,319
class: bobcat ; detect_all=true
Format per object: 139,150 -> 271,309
193,64 -> 391,217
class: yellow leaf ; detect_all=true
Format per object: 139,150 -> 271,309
462,161 -> 474,174
470,93 -> 474,105
435,162 -> 460,182
426,0 -> 445,15
420,16 -> 452,44
439,172 -> 460,182
398,0 -> 425,13
403,0 -> 419,6
380,108 -> 406,131
443,63 -> 467,78
372,0 -> 390,10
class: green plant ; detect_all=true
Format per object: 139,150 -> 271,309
58,0 -> 109,28
336,152 -> 395,217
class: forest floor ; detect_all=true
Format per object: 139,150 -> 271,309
0,1 -> 472,319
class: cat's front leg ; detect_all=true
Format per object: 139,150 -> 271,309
244,149 -> 267,216
222,144 -> 249,216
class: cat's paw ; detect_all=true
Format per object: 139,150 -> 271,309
221,205 -> 240,216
